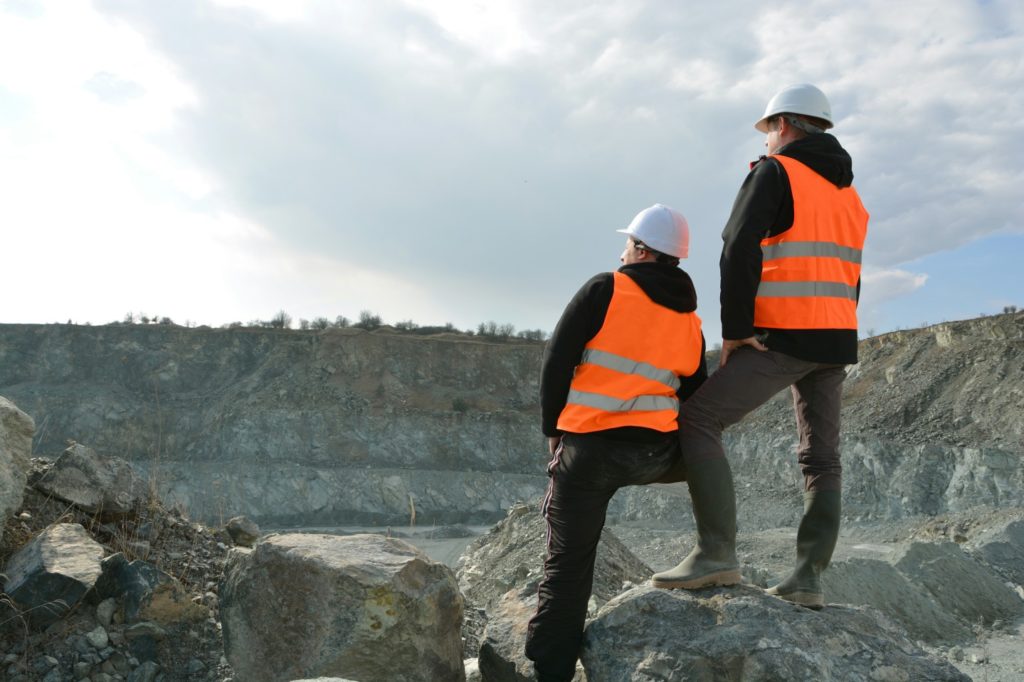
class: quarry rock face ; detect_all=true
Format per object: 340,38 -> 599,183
219,532 -> 465,682
581,585 -> 970,681
0,395 -> 33,544
0,312 -> 1021,529
0,324 -> 546,526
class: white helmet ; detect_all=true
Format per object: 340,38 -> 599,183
754,83 -> 833,133
616,204 -> 690,259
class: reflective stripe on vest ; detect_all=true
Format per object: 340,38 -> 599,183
761,241 -> 862,264
579,348 -> 682,392
565,389 -> 678,413
757,281 -> 858,301
753,154 -> 868,330
556,271 -> 703,434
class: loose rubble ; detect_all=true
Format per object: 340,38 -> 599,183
1,454 -> 235,681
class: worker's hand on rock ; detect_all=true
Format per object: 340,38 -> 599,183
720,336 -> 767,367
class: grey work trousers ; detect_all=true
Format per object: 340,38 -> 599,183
680,346 -> 847,492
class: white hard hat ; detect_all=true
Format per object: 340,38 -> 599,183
617,204 -> 690,259
754,83 -> 833,133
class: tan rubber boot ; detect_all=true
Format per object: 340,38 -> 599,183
652,457 -> 740,589
765,490 -> 841,609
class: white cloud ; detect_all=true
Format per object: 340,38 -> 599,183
861,267 -> 929,306
2,0 -> 1022,335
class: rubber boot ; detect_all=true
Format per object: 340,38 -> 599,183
651,457 -> 740,589
765,490 -> 841,609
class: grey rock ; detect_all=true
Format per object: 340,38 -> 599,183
85,625 -> 109,649
186,657 -> 206,674
124,622 -> 168,639
41,668 -> 62,682
74,661 -> 93,678
33,442 -> 149,516
127,660 -> 160,682
96,597 -> 118,627
822,558 -> 971,643
31,655 -> 58,672
464,658 -> 481,682
71,635 -> 93,654
2,523 -> 104,626
108,651 -> 130,674
893,541 -> 1024,626
220,533 -> 465,682
476,585 -> 536,682
581,585 -> 969,681
0,396 -> 33,546
225,515 -> 260,547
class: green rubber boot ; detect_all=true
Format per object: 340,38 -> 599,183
652,457 -> 740,589
765,490 -> 841,609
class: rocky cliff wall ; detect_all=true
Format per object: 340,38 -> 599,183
0,324 -> 546,525
1,312 -> 1022,528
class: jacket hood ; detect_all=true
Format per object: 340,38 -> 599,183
618,262 -> 698,313
776,133 -> 854,188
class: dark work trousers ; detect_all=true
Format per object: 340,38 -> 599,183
680,346 -> 847,491
525,431 -> 681,682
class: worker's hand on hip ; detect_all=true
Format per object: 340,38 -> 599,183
720,336 -> 767,367
547,436 -> 562,456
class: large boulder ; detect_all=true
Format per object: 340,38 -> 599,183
0,396 -> 33,543
2,523 -> 103,626
220,533 -> 465,682
581,585 -> 969,681
33,443 -> 149,516
456,502 -> 650,656
476,584 -> 536,682
475,584 -> 587,682
225,515 -> 261,547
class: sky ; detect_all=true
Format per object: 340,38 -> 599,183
1,0 -> 1022,341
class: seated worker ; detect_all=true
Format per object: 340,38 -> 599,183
524,204 -> 708,682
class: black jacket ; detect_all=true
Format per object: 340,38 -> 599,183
720,133 -> 861,364
541,262 -> 708,438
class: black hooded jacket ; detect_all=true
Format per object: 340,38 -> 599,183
720,133 -> 861,364
541,262 -> 708,438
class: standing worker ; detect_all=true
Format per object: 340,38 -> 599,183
525,204 -> 708,681
651,84 -> 869,608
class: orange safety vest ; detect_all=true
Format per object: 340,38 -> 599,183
557,272 -> 703,434
754,155 -> 869,330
